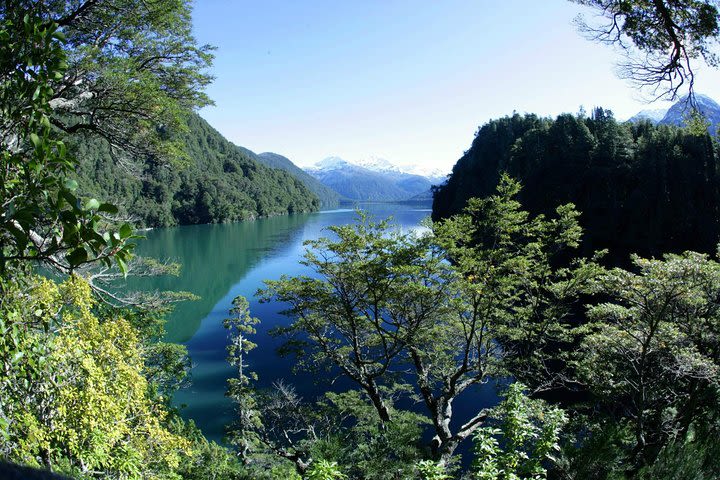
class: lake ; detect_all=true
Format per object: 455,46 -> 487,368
127,203 -> 437,442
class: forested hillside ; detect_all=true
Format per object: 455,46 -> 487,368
71,114 -> 320,227
433,109 -> 720,263
257,152 -> 341,206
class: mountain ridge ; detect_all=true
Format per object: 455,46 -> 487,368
627,94 -> 720,134
305,156 -> 439,202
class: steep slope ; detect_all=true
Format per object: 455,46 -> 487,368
306,157 -> 435,201
659,94 -> 720,134
627,94 -> 720,133
71,114 -> 319,227
404,188 -> 434,202
257,152 -> 341,206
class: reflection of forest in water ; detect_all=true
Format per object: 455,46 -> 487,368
125,212 -> 313,343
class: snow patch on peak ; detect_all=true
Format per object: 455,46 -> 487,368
314,156 -> 349,170
355,156 -> 403,173
310,154 -> 451,183
400,164 -> 449,181
627,108 -> 668,124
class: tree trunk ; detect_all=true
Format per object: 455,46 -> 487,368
364,378 -> 391,423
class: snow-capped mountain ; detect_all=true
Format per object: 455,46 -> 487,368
354,156 -> 403,173
349,156 -> 449,184
627,108 -> 668,124
400,165 -> 448,184
659,94 -> 720,134
314,156 -> 349,170
627,94 -> 720,134
305,156 -> 440,202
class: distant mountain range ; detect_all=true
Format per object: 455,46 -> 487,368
628,94 -> 720,134
305,156 -> 446,202
352,156 -> 448,184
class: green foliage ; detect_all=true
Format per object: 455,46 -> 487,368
433,175 -> 602,389
0,7 -> 135,274
71,114 -> 320,227
305,460 -> 347,480
223,294 -> 427,479
319,390 -> 427,480
1,3 -> 282,479
144,341 -> 191,396
1,0 -> 215,164
224,296 -> 263,462
0,271 -> 250,479
169,417 -> 248,480
685,108 -> 713,135
471,383 -> 566,480
257,152 -> 341,207
555,419 -> 631,480
259,187 -> 596,466
636,431 -> 720,480
433,110 -> 720,265
573,251 -> 720,467
0,275 -> 194,478
416,460 -> 452,480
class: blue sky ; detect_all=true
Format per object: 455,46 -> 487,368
192,0 -> 720,171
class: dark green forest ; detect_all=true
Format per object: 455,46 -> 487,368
71,113 -> 320,228
433,109 -> 720,264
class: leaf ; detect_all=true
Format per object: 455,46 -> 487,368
98,203 -> 119,214
63,179 -> 78,191
29,133 -> 41,148
67,247 -> 88,266
6,222 -> 28,251
117,256 -> 128,277
60,189 -> 78,209
84,198 -> 100,211
119,223 -> 133,239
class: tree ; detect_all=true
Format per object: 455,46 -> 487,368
0,275 -> 193,477
574,251 -> 720,469
224,297 -> 335,477
432,111 -> 720,265
260,179 -> 596,466
0,0 -> 214,164
572,0 -> 720,100
0,8 -> 136,275
305,460 -> 347,480
0,6 -> 233,477
1,0 -> 215,273
224,296 -> 263,464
